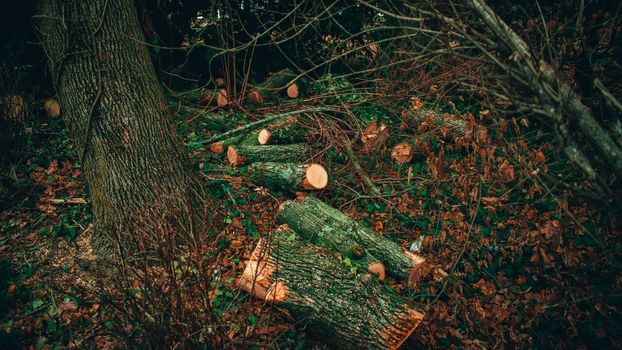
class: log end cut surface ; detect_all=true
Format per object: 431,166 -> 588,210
302,164 -> 328,189
286,83 -> 299,98
258,129 -> 271,145
248,90 -> 264,103
216,89 -> 229,107
227,146 -> 244,165
381,310 -> 425,350
44,98 -> 61,117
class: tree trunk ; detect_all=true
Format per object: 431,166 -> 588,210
248,162 -> 328,191
0,95 -> 27,160
238,225 -> 424,350
227,144 -> 307,166
34,0 -> 220,257
276,196 -> 428,282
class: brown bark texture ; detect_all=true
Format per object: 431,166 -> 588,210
238,225 -> 424,350
35,0 -> 219,256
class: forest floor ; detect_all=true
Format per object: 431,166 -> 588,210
1,87 -> 621,349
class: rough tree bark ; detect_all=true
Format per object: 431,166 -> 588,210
248,162 -> 328,191
34,0 -> 220,257
238,225 -> 424,350
227,144 -> 307,166
0,95 -> 27,159
257,116 -> 306,145
276,196 -> 428,282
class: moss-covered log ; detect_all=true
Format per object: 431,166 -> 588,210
175,105 -> 229,131
175,88 -> 229,107
238,225 -> 424,350
227,144 -> 306,166
276,196 -> 427,281
247,68 -> 299,102
209,131 -> 259,155
248,162 -> 328,191
257,116 -> 307,145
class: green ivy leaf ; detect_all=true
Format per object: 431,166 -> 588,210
32,299 -> 44,310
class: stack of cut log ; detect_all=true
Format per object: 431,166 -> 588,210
238,195 -> 429,349
173,68 -> 304,109
246,68 -> 305,103
175,78 -> 230,108
222,101 -> 469,348
208,112 -> 328,193
220,109 -> 460,348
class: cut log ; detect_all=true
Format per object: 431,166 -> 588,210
276,195 -> 427,282
174,87 -> 229,107
390,139 -> 428,164
284,77 -> 307,99
286,83 -> 299,98
43,98 -> 61,117
361,120 -> 389,154
248,162 -> 328,191
209,135 -> 243,155
257,116 -> 306,145
210,129 -> 263,155
238,225 -> 424,350
200,88 -> 229,107
193,108 -> 330,146
247,90 -> 264,103
257,129 -> 270,145
402,109 -> 483,139
227,144 -> 307,166
214,77 -> 225,87
175,105 -> 229,131
247,68 -> 299,103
